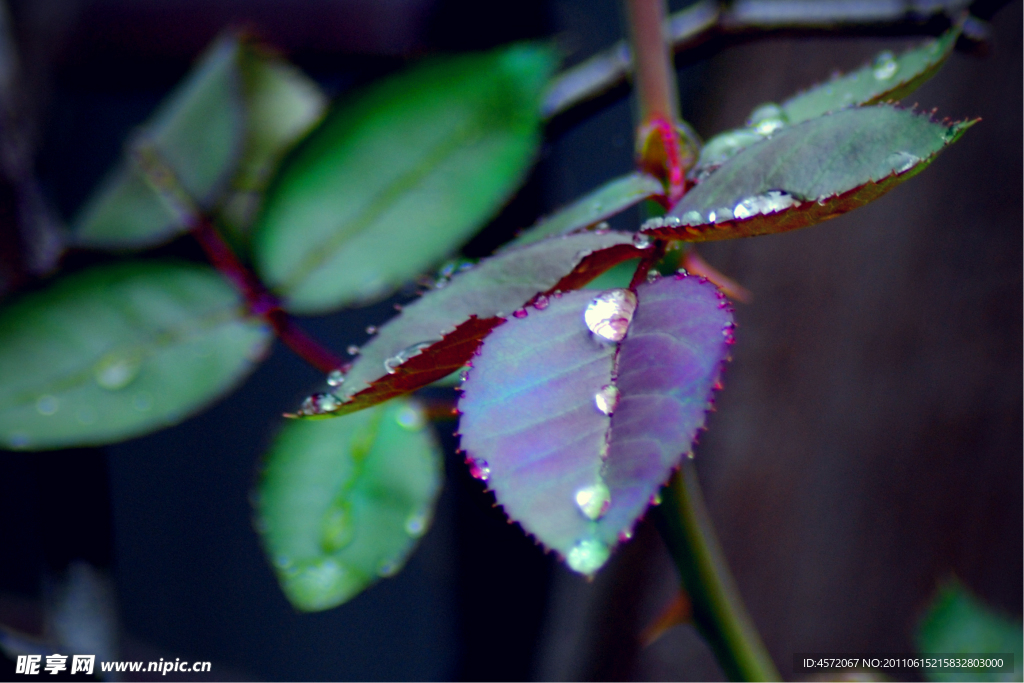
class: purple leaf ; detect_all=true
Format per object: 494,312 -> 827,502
457,274 -> 733,574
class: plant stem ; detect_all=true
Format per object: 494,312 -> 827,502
654,462 -> 781,682
544,0 -> 983,119
624,0 -> 678,123
132,143 -> 344,375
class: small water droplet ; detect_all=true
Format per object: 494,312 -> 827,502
299,392 -> 342,416
384,341 -> 437,374
681,210 -> 703,225
584,289 -> 638,342
469,459 -> 491,481
132,392 -> 153,412
575,482 -> 611,520
872,50 -> 898,80
566,538 -> 610,575
646,270 -> 661,283
274,555 -> 293,570
593,221 -> 611,234
8,432 -> 30,449
687,450 -> 696,460
713,207 -> 733,223
881,151 -> 921,176
650,492 -> 662,506
321,501 -> 355,552
632,233 -> 651,249
732,190 -> 800,219
94,350 -> 142,390
533,294 -> 550,310
707,210 -> 717,223
395,404 -> 426,431
326,370 -> 345,387
377,558 -> 400,577
365,325 -> 378,335
618,529 -> 634,542
747,103 -> 788,136
36,395 -> 58,416
512,308 -> 528,319
76,407 -> 97,425
594,384 -> 619,415
404,510 -> 429,537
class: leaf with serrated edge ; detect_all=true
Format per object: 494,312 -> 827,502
916,579 -> 1023,682
299,231 -> 644,419
0,261 -> 271,450
73,34 -> 245,249
510,171 -> 664,247
457,275 -> 732,574
257,398 -> 443,611
253,43 -> 557,314
647,107 -> 974,242
691,27 -> 961,179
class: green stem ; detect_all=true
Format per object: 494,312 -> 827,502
654,462 -> 781,682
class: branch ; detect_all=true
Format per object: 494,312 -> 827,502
543,0 -> 992,120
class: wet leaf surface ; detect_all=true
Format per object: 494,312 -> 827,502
0,261 -> 271,449
257,398 -> 443,611
510,171 -> 664,247
456,275 -> 732,574
646,106 -> 974,242
297,231 -> 643,418
253,43 -> 557,314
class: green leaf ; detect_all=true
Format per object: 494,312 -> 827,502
257,398 -> 443,611
252,42 -> 557,314
510,171 -> 664,247
295,231 -> 643,419
220,44 -> 329,237
916,580 -> 1023,682
646,106 -> 973,242
782,25 -> 961,125
73,34 -> 246,249
0,261 -> 271,450
691,27 -> 961,178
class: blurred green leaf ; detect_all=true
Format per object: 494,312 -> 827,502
917,579 -> 1023,682
220,44 -> 329,237
510,171 -> 663,247
252,43 -> 557,314
257,398 -> 443,611
646,106 -> 973,242
692,27 -> 961,179
0,261 -> 271,449
73,35 -> 246,249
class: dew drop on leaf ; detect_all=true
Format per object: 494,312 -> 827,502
632,233 -> 651,248
404,509 -> 428,537
326,369 -> 345,387
383,341 -> 438,374
395,404 -> 426,431
298,392 -> 342,416
872,50 -> 898,80
347,345 -> 360,356
574,482 -> 611,520
533,294 -> 550,310
35,395 -> 58,416
566,538 -> 610,575
469,459 -> 491,481
376,558 -> 400,577
747,102 -> 788,136
94,350 -> 142,390
584,289 -> 637,342
594,384 -> 619,415
365,325 -> 377,335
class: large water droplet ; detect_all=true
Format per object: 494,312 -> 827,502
326,370 -> 345,387
533,294 -> 550,310
732,190 -> 800,219
320,501 -> 355,552
395,404 -> 426,431
94,350 -> 142,390
584,289 -> 637,342
632,233 -> 651,249
404,509 -> 429,537
566,538 -> 610,575
594,384 -> 619,416
383,341 -> 437,374
747,102 -> 788,136
469,459 -> 490,481
681,210 -> 703,225
36,395 -> 58,416
713,207 -> 733,223
299,392 -> 342,416
872,50 -> 898,80
575,482 -> 611,520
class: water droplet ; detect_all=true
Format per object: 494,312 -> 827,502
36,395 -> 58,416
469,459 -> 491,481
94,350 -> 142,390
575,482 -> 611,520
713,207 -> 733,223
395,404 -> 426,431
687,450 -> 696,460
872,51 -> 898,80
646,270 -> 661,283
732,190 -> 800,219
881,151 -> 921,176
533,294 -> 550,310
365,325 -> 377,335
438,261 -> 458,279
274,555 -> 293,570
299,392 -> 342,416
347,345 -> 360,356
8,432 -> 30,449
594,384 -> 619,415
512,308 -> 528,319
618,529 -> 634,542
584,289 -> 638,342
377,558 -> 400,577
632,233 -> 651,249
326,370 -> 345,387
566,538 -> 610,575
650,492 -> 662,506
132,392 -> 153,412
76,407 -> 97,425
404,510 -> 429,537
697,129 -> 764,171
747,103 -> 788,136
320,501 -> 355,552
384,341 -> 437,374
681,210 -> 703,225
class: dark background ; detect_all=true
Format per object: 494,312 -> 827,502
0,0 -> 1020,680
